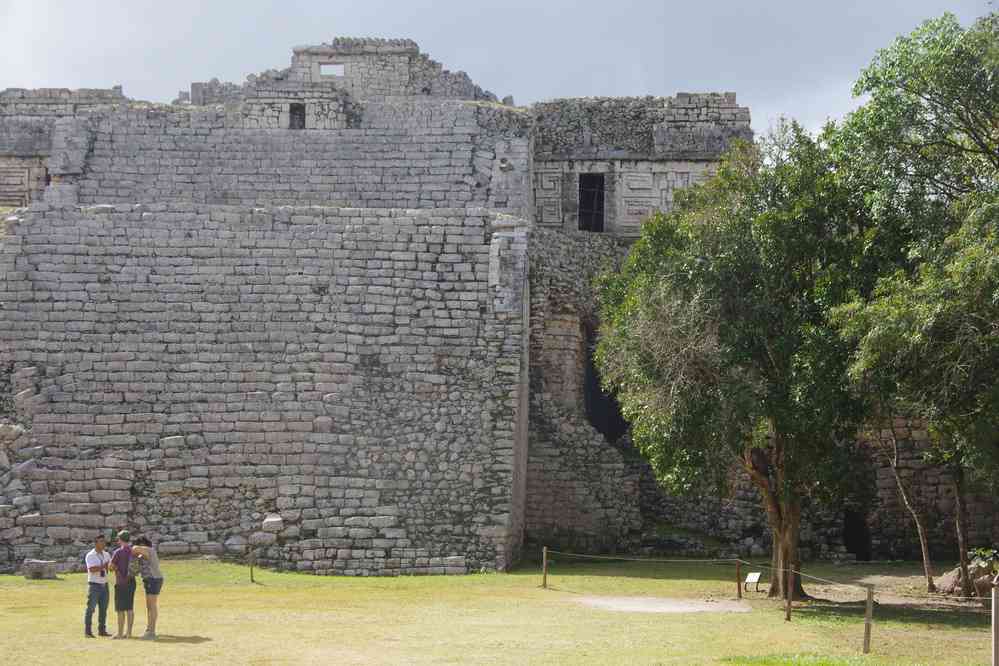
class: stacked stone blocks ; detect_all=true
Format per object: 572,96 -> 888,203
0,204 -> 529,574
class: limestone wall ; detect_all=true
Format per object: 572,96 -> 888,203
0,204 -> 530,575
532,94 -> 751,162
70,103 -> 530,216
524,228 -> 644,551
531,94 -> 751,237
0,87 -> 127,207
863,423 -> 999,559
532,159 -> 714,237
289,39 -> 496,102
0,119 -> 52,157
0,87 -> 127,117
189,39 -> 496,107
656,471 -> 851,561
0,157 -> 47,207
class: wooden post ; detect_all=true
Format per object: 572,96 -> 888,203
863,586 -> 873,655
784,567 -> 792,622
542,546 -> 549,589
736,561 -> 742,600
991,582 -> 997,666
249,547 -> 255,584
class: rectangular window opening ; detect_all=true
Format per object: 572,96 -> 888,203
320,63 -> 346,77
578,173 -> 605,232
289,103 -> 306,130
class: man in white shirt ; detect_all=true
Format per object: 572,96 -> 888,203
84,534 -> 112,638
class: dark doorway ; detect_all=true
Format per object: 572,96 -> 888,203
583,326 -> 629,443
289,103 -> 306,130
578,174 -> 605,232
842,508 -> 872,561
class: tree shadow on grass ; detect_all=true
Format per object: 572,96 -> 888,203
792,598 -> 989,630
152,635 -> 212,644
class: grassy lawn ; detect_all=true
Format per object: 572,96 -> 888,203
0,558 -> 990,665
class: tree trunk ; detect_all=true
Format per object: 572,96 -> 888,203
743,446 -> 807,600
952,465 -> 974,598
771,496 -> 807,600
909,502 -> 938,594
883,422 -> 936,593
895,475 -> 937,591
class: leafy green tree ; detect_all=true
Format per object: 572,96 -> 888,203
832,11 -> 999,595
596,125 -> 865,599
835,198 -> 999,594
837,12 -> 997,206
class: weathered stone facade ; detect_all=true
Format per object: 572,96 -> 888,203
4,36 -> 981,576
0,87 -> 126,207
531,94 -> 752,236
1,204 -> 529,574
524,228 -> 642,551
861,423 -> 999,560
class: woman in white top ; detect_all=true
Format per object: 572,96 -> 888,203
131,536 -> 165,640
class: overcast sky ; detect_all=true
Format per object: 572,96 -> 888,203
0,0 -> 991,133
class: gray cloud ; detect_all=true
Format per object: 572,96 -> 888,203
0,0 -> 990,132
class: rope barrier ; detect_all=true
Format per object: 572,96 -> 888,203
547,550 -> 875,592
547,550 -> 739,565
733,558 -> 872,592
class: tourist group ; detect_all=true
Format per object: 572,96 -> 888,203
83,530 -> 165,640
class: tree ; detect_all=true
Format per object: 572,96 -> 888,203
596,124 -> 865,599
835,199 -> 999,595
832,12 -> 999,595
837,12 -> 998,206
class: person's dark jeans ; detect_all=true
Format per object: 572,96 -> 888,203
85,582 -> 109,634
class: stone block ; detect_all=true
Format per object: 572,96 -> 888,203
224,535 -> 248,555
158,541 -> 190,556
262,514 -> 284,532
180,531 -> 209,544
250,531 -> 276,546
46,526 -> 71,540
22,559 -> 58,580
200,542 -> 224,556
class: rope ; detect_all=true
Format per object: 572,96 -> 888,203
546,548 -> 989,603
547,550 -> 738,564
734,559 -> 871,591
545,549 -> 872,593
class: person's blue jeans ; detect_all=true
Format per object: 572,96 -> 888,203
85,582 -> 109,634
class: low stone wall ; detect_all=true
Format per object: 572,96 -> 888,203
661,470 -> 852,561
863,423 -> 999,559
0,204 -> 529,575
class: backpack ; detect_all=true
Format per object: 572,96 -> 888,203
128,553 -> 142,578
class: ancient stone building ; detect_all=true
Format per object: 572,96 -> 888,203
0,38 -> 988,575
